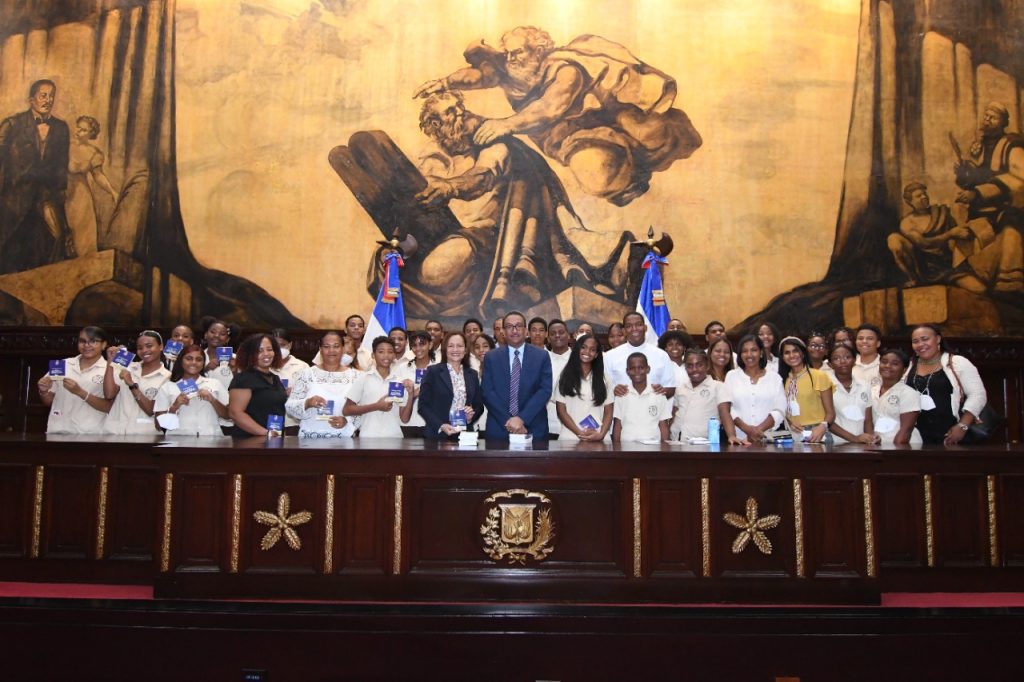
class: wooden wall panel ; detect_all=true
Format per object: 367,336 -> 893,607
41,465 -> 97,559
338,476 -> 389,575
105,468 -> 160,562
874,474 -> 927,568
804,477 -> 865,579
646,478 -> 702,578
242,474 -> 322,575
999,474 -> 1024,567
0,465 -> 32,558
173,474 -> 228,572
712,478 -> 795,579
933,474 -> 989,568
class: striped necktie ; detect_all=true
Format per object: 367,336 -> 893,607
510,349 -> 521,417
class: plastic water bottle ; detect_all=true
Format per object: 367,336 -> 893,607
707,417 -> 720,445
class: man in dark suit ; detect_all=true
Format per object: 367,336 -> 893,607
481,310 -> 552,440
0,78 -> 76,274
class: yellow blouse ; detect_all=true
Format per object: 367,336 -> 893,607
784,367 -> 832,426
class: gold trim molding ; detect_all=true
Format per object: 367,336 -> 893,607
230,474 -> 242,572
30,465 -> 44,559
862,478 -> 877,578
161,473 -> 173,572
632,478 -> 641,578
793,479 -> 805,578
924,474 -> 935,568
95,466 -> 109,560
393,475 -> 403,574
701,478 -> 710,578
987,475 -> 998,568
324,474 -> 336,575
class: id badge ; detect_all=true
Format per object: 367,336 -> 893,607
788,400 -> 801,416
920,394 -> 937,411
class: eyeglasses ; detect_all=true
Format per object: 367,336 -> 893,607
77,337 -> 102,345
504,323 -> 525,330
808,343 -> 826,350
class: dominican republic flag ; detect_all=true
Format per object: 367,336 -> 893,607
363,251 -> 407,354
637,250 -> 669,345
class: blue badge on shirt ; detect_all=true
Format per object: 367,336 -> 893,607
415,368 -> 426,385
216,347 -> 233,364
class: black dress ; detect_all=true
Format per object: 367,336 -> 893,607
228,368 -> 287,437
909,369 -> 956,444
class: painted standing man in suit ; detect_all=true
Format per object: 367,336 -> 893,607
0,79 -> 76,274
481,310 -> 552,439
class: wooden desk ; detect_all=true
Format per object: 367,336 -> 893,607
1,435 -> 1022,604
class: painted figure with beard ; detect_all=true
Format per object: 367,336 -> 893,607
368,90 -> 626,318
414,26 -> 701,206
949,102 -> 1024,294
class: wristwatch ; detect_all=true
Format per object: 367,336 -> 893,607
129,383 -> 140,391
956,422 -> 969,432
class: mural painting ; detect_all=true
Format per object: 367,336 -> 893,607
0,0 -> 1021,337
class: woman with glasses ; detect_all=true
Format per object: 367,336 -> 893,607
37,326 -> 113,433
806,332 -> 829,372
102,330 -> 171,435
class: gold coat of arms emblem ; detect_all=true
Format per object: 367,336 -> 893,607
480,489 -> 555,565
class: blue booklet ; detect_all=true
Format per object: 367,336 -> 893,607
579,414 -> 600,430
415,368 -> 426,385
164,340 -> 184,360
388,381 -> 405,402
266,414 -> 284,434
449,408 -> 467,429
176,378 -> 199,397
112,348 -> 136,368
316,399 -> 335,420
48,359 -> 66,378
281,379 -> 289,389
216,347 -> 233,364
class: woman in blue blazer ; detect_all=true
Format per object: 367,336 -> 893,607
417,332 -> 484,439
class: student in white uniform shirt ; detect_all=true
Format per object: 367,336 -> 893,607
462,318 -> 484,370
658,329 -> 693,392
724,335 -> 786,443
554,334 -> 613,442
394,330 -> 435,437
827,343 -> 878,444
853,323 -> 882,389
604,312 -> 677,399
755,321 -> 781,374
470,333 -> 496,431
153,344 -> 229,436
102,330 -> 171,435
200,319 -> 235,430
672,349 -> 747,444
37,326 -> 113,434
344,336 -> 416,437
389,327 -> 415,363
807,332 -> 832,376
872,349 -> 922,445
346,314 -> 374,370
545,319 -> 573,438
613,353 -> 671,443
271,328 -> 310,430
286,331 -> 362,438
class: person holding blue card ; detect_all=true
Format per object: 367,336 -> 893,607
286,331 -> 362,438
554,334 -> 613,442
270,328 -> 310,432
37,325 -> 113,433
228,334 -> 288,438
102,330 -> 171,435
153,344 -> 229,436
418,332 -> 483,439
394,330 -> 435,437
344,337 -> 415,437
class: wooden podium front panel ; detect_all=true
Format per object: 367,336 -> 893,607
104,467 -> 161,563
645,477 -> 703,579
241,474 -> 323,576
0,464 -> 32,558
933,474 -> 990,568
336,476 -> 391,576
172,473 -> 230,573
405,476 -> 629,576
1000,474 -> 1024,568
41,465 -> 97,560
874,474 -> 927,569
802,477 -> 866,579
711,477 -> 796,580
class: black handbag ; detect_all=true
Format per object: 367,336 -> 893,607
947,357 -> 1003,442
